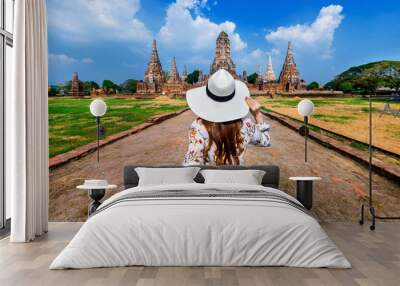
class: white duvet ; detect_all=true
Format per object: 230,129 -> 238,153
50,183 -> 350,269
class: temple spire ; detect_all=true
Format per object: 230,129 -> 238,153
181,64 -> 187,82
210,31 -> 237,77
150,39 -> 161,65
256,64 -> 263,84
242,70 -> 247,83
144,39 -> 164,84
265,55 -> 276,82
279,41 -> 300,92
198,70 -> 204,83
286,41 -> 294,65
69,72 -> 84,96
167,57 -> 180,83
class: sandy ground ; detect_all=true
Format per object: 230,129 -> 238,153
49,110 -> 400,222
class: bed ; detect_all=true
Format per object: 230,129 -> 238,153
50,165 -> 350,269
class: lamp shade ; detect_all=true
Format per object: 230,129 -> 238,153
297,99 -> 314,117
90,99 -> 107,117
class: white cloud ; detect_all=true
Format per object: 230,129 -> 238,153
82,58 -> 95,64
246,49 -> 265,61
158,0 -> 247,52
185,54 -> 211,66
48,54 -> 78,64
47,0 -> 152,43
267,48 -> 280,56
236,48 -> 280,74
265,4 -> 344,57
49,54 -> 95,65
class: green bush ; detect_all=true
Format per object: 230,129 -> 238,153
307,81 -> 319,90
247,73 -> 257,84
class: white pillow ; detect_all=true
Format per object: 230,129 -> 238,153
200,169 -> 266,185
135,167 -> 200,186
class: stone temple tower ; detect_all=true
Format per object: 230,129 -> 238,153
265,55 -> 276,82
256,65 -> 263,84
242,70 -> 248,83
210,31 -> 237,77
69,72 -> 84,96
167,57 -> 180,83
144,39 -> 164,84
181,65 -> 188,82
279,42 -> 301,92
198,70 -> 204,83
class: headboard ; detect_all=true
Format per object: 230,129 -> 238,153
123,165 -> 280,189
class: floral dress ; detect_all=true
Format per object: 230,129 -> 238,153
183,117 -> 271,166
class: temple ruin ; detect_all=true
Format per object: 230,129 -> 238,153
69,72 -> 85,96
137,32 -> 305,96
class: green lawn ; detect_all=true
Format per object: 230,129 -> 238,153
313,114 -> 357,124
49,97 -> 187,157
263,97 -> 370,108
260,96 -> 400,155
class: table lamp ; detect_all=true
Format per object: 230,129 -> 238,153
90,99 -> 107,163
297,99 -> 315,162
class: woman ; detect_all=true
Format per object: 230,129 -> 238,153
183,69 -> 270,166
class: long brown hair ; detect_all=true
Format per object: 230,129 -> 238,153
202,119 -> 244,165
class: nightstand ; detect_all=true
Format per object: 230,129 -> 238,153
77,181 -> 117,216
289,177 -> 321,210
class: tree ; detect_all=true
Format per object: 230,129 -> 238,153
61,80 -> 72,93
102,79 -> 120,94
247,73 -> 257,84
307,81 -> 319,90
386,76 -> 400,94
338,81 -> 353,93
48,86 -> 58,97
187,70 -> 200,84
53,81 -> 71,96
323,81 -> 337,90
83,81 -> 99,94
354,76 -> 379,95
120,79 -> 138,93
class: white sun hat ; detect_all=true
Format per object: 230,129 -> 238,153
186,69 -> 250,122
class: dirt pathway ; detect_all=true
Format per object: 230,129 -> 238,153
50,110 -> 400,222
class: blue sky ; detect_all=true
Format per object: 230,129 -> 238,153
47,0 -> 400,85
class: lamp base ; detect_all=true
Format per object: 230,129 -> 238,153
88,188 -> 106,216
296,180 -> 313,210
359,203 -> 400,231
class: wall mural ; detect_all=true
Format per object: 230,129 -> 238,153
47,0 -> 400,223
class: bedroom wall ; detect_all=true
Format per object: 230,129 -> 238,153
46,0 -> 400,222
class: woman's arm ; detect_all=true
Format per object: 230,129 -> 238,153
182,120 -> 206,166
244,97 -> 271,147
